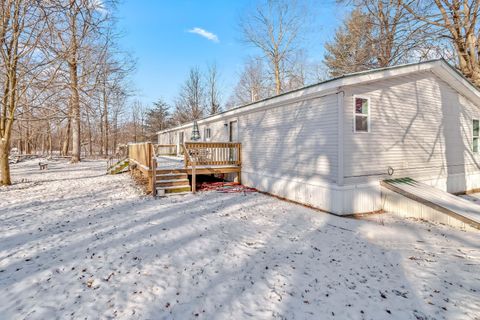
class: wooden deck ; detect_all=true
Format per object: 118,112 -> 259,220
381,178 -> 480,229
128,142 -> 242,195
156,156 -> 241,175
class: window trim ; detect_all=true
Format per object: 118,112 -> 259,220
353,95 -> 371,133
473,119 -> 479,153
204,127 -> 211,141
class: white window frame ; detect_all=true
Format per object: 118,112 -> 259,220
204,127 -> 211,141
473,119 -> 479,153
353,95 -> 371,133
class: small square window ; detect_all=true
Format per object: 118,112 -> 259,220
355,97 -> 369,115
355,116 -> 368,132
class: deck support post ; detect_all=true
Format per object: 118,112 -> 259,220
151,157 -> 157,196
192,160 -> 196,193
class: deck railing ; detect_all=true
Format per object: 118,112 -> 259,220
128,141 -> 242,196
154,144 -> 177,156
183,142 -> 242,167
128,142 -> 153,170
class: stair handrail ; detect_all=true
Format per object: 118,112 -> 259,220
107,155 -> 128,173
182,143 -> 196,193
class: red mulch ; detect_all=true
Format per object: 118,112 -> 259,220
196,181 -> 257,193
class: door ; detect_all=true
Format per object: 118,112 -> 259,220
228,120 -> 238,162
229,120 -> 238,142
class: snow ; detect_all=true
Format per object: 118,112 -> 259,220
1,159 -> 479,320
156,156 -> 184,169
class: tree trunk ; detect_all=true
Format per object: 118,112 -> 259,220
274,56 -> 281,95
112,111 -> 118,154
99,102 -> 104,156
47,121 -> 52,156
0,135 -> 11,185
103,89 -> 109,156
69,1 -> 81,163
86,110 -> 93,156
70,67 -> 81,162
62,113 -> 71,156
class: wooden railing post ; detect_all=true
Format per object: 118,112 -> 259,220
237,143 -> 241,165
182,144 -> 188,168
148,142 -> 153,169
151,157 -> 157,196
192,159 -> 196,193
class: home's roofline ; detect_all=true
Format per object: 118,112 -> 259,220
158,59 -> 480,134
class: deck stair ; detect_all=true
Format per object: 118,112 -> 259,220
128,142 -> 241,196
155,171 -> 191,195
381,177 -> 480,230
107,158 -> 129,175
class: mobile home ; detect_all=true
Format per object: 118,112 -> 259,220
158,60 -> 480,215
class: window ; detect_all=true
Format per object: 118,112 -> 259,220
354,96 -> 370,132
204,127 -> 211,141
473,119 -> 479,153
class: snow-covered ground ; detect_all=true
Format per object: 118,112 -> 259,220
0,159 -> 479,320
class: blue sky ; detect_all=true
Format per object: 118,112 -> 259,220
116,0 -> 345,108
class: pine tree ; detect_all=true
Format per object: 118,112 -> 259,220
145,99 -> 170,140
324,10 -> 376,77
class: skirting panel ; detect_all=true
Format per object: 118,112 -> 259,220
240,171 -> 480,218
241,171 -> 344,214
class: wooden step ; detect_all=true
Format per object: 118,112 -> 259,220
156,179 -> 190,187
156,173 -> 188,180
157,185 -> 191,194
156,169 -> 188,175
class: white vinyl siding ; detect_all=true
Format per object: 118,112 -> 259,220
240,95 -> 338,184
342,71 -> 480,193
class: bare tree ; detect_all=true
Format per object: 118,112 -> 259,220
0,0 -> 134,185
0,0 -> 50,185
400,0 -> 480,86
48,0 -> 113,162
96,40 -> 133,156
283,49 -> 311,90
131,100 -> 147,143
240,0 -> 307,95
206,62 -> 222,115
229,57 -> 268,107
358,0 -> 425,67
172,67 -> 205,124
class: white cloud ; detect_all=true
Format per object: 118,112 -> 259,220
188,27 -> 219,43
